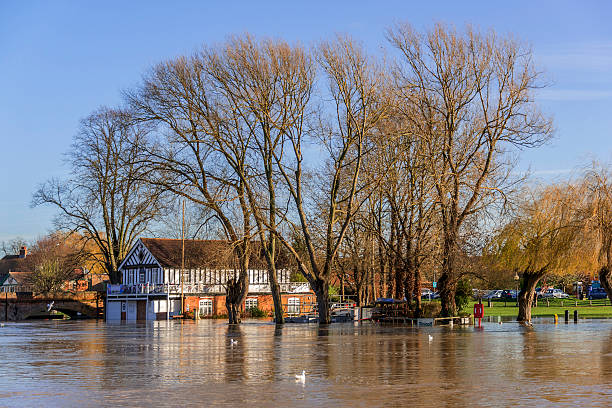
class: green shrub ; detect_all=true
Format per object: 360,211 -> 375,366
455,279 -> 472,311
290,271 -> 308,283
246,306 -> 267,318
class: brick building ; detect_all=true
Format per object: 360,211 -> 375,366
106,238 -> 314,321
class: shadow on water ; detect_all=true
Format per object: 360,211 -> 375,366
603,328 -> 612,378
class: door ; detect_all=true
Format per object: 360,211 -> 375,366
137,300 -> 147,320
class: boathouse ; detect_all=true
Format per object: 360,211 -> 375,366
105,238 -> 313,321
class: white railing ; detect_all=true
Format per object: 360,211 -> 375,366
107,282 -> 312,296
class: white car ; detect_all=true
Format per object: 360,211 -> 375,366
542,288 -> 569,299
483,290 -> 503,299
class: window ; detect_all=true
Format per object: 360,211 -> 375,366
287,297 -> 300,314
245,298 -> 258,309
139,268 -> 145,283
199,298 -> 213,316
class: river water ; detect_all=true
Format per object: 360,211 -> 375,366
1,318 -> 612,407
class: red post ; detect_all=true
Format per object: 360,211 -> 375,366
474,300 -> 484,327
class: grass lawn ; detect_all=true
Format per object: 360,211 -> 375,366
460,297 -> 612,318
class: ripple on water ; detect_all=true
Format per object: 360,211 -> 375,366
1,319 -> 612,407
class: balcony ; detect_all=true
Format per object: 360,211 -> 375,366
107,282 -> 311,296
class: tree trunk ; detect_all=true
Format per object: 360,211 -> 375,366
225,296 -> 239,324
517,272 -> 542,323
439,229 -> 457,317
107,261 -> 121,284
313,279 -> 331,324
599,267 -> 612,304
269,270 -> 284,324
413,265 -> 422,317
226,277 -> 246,324
394,256 -> 405,300
438,272 -> 456,317
224,243 -> 249,325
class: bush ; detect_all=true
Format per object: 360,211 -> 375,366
455,279 -> 472,311
421,301 -> 441,317
290,271 -> 308,283
246,306 -> 267,318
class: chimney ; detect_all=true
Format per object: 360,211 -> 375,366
19,246 -> 27,258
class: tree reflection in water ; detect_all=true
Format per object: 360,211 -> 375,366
1,319 -> 612,406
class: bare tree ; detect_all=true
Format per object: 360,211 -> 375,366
33,108 -> 165,284
23,232 -> 85,294
387,23 -> 553,316
368,108 -> 439,314
127,54 -> 254,324
273,37 -> 390,323
201,35 -> 315,324
1,237 -> 29,258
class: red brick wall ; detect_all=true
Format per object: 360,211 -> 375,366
183,296 -> 200,314
183,293 -> 316,317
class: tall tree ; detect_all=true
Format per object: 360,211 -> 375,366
33,108 -> 165,284
273,37 -> 390,323
202,35 -> 315,324
485,184 -> 587,322
387,23 -> 553,316
128,53 -> 254,324
582,163 -> 612,302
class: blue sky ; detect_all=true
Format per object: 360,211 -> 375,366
1,1 -> 611,242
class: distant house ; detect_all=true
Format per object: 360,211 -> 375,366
0,247 -> 33,293
106,238 -> 314,321
0,246 -> 99,294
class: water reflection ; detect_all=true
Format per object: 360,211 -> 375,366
1,320 -> 612,407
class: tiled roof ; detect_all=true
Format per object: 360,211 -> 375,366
139,238 -> 290,269
0,256 -> 28,275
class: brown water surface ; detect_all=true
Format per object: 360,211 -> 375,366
1,319 -> 611,407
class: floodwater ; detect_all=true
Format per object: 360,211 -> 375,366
1,319 -> 612,407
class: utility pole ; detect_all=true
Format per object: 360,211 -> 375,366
181,199 -> 185,315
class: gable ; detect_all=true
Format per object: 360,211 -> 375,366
1,275 -> 19,286
118,239 -> 161,271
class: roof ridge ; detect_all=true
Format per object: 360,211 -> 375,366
140,237 -> 230,242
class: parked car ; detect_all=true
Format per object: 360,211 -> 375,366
483,290 -> 503,299
501,289 -> 517,300
421,289 -> 435,300
472,289 -> 488,300
589,288 -> 608,300
542,288 -> 569,299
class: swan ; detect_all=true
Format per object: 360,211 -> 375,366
295,370 -> 306,382
230,339 -> 238,346
428,335 -> 433,342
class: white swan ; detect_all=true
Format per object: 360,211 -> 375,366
295,370 -> 306,382
428,335 -> 433,342
230,339 -> 238,346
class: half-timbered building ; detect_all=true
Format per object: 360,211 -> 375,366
105,238 -> 313,321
